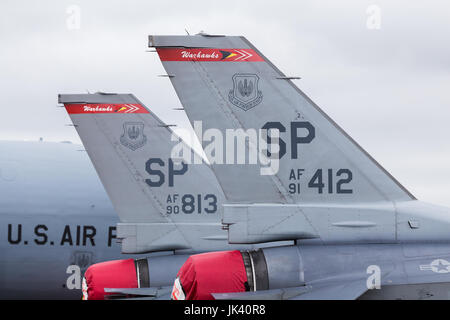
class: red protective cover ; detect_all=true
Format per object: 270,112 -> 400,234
177,250 -> 248,300
82,259 -> 138,300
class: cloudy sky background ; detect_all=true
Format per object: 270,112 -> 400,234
1,0 -> 449,206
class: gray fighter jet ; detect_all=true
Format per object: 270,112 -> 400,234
57,92 -> 295,300
51,34 -> 450,300
139,34 -> 450,299
0,109 -> 278,299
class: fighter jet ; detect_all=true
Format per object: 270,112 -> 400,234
58,92 -> 296,299
57,34 -> 450,300
1,97 -> 281,299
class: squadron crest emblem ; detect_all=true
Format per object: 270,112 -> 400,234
120,122 -> 147,151
228,73 -> 263,111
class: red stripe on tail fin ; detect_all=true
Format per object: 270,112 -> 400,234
65,103 -> 149,114
157,48 -> 264,62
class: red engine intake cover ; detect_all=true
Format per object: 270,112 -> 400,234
82,259 -> 138,300
173,250 -> 248,300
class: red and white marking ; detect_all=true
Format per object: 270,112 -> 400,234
157,48 -> 264,62
64,103 -> 149,114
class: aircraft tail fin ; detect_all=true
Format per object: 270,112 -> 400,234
149,34 -> 415,205
58,93 -> 226,252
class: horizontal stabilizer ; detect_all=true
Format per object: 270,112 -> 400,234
291,280 -> 369,300
104,286 -> 172,300
212,286 -> 309,300
213,280 -> 368,300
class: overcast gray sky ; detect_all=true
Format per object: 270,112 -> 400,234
1,0 -> 449,206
